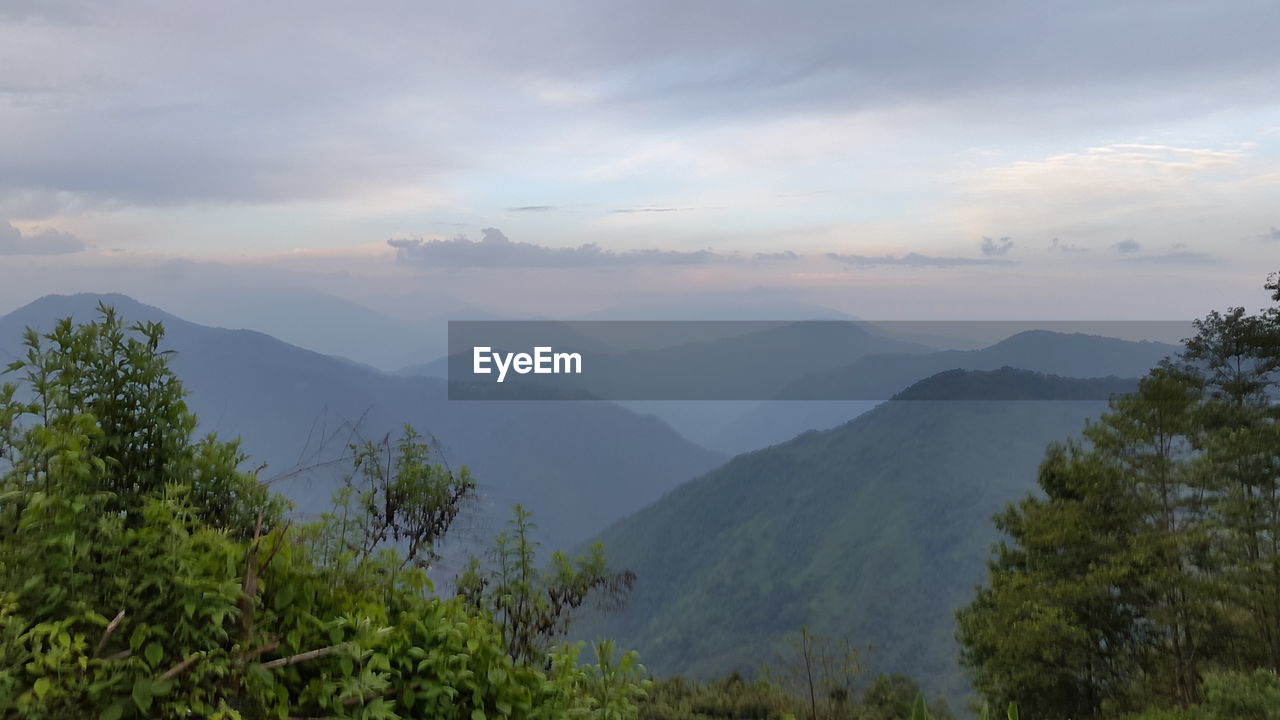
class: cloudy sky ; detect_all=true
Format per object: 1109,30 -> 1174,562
2,0 -> 1278,324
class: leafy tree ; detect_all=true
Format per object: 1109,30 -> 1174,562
317,425 -> 475,574
456,504 -> 636,666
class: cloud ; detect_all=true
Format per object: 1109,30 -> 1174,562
3,1 -> 1278,216
825,252 -> 1015,268
980,236 -> 1013,256
609,207 -> 695,214
1252,226 -> 1280,241
0,221 -> 86,256
507,205 -> 556,212
754,251 -> 801,261
389,227 -> 729,268
1111,239 -> 1141,253
954,144 -> 1274,239
1049,237 -> 1087,253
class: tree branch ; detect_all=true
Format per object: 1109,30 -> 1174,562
259,643 -> 347,670
93,609 -> 126,658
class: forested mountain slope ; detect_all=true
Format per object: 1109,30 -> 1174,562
579,369 -> 1138,703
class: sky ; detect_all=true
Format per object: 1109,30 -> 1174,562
2,0 -> 1279,326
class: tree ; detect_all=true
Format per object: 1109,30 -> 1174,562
956,440 -> 1149,718
456,504 -> 636,667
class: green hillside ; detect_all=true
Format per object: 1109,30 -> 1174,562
578,369 -> 1138,704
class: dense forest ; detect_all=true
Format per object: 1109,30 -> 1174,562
1,272 -> 1279,719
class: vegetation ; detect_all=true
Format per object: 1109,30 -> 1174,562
0,305 -> 644,718
958,272 -> 1280,718
457,505 -> 635,667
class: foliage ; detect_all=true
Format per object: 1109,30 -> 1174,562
457,504 -> 636,666
637,673 -> 798,720
860,676 -> 952,720
633,668 -> 951,720
958,272 -> 1280,718
762,627 -> 869,720
0,305 -> 640,719
317,425 -> 476,573
1124,670 -> 1280,720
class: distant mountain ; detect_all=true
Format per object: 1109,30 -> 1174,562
709,330 -> 1177,455
143,286 -> 443,372
576,368 -> 1139,704
781,330 -> 1177,400
0,294 -> 724,553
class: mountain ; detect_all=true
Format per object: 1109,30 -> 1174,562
706,330 -> 1178,455
781,329 -> 1177,400
575,368 -> 1139,704
143,286 -> 444,372
0,294 -> 724,553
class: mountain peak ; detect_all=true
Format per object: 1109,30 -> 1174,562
7,292 -> 177,326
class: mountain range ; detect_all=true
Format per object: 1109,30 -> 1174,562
0,294 -> 724,554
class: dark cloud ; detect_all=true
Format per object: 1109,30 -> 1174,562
754,251 -> 801,261
825,252 -> 1015,268
507,205 -> 556,212
1111,239 -> 1141,253
389,228 -> 728,268
0,221 -> 86,256
980,236 -> 1013,256
1049,237 -> 1087,253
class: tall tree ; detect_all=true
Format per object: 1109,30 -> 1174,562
959,271 -> 1280,718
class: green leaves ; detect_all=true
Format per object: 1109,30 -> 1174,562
143,642 -> 163,669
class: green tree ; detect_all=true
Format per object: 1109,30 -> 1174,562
456,504 -> 636,666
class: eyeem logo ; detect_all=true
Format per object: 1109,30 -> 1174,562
472,346 -> 583,383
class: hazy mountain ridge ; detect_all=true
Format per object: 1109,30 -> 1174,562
707,330 -> 1177,454
781,329 -> 1178,400
0,294 -> 725,552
